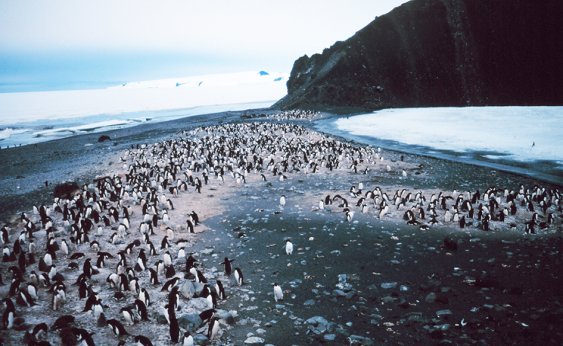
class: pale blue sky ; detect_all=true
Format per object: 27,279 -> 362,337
0,0 -> 409,91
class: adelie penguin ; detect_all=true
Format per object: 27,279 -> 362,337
149,268 -> 160,285
182,331 -> 194,346
106,318 -> 130,338
2,298 -> 15,329
285,239 -> 293,255
220,257 -> 233,276
215,280 -> 227,300
233,267 -> 244,286
134,299 -> 149,321
273,283 -> 284,302
138,287 -> 151,307
120,306 -> 137,325
190,267 -> 207,284
207,316 -> 220,340
134,335 -> 154,346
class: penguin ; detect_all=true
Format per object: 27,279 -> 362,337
129,277 -> 140,294
207,316 -> 220,340
186,255 -> 198,271
149,268 -> 159,285
134,335 -> 154,346
154,260 -> 164,274
182,331 -> 194,346
82,258 -> 98,278
161,277 -> 180,292
32,322 -> 48,339
139,287 -> 151,307
69,251 -> 86,260
27,282 -> 38,300
135,249 -> 147,272
120,307 -> 136,325
51,314 -> 75,331
285,239 -> 293,255
345,210 -> 354,222
233,267 -> 244,286
160,235 -> 170,250
379,205 -> 389,219
90,240 -> 100,252
279,195 -> 286,207
190,211 -> 199,225
60,239 -> 69,256
190,267 -> 207,284
148,241 -> 157,256
2,298 -> 15,329
52,290 -> 63,311
74,327 -> 96,346
106,318 -> 129,337
215,280 -> 227,300
134,299 -> 149,321
169,309 -> 180,343
92,299 -> 104,319
165,264 -> 176,279
163,251 -> 172,267
118,274 -> 129,292
177,247 -> 186,259
107,273 -> 119,288
273,283 -> 283,302
17,288 -> 35,307
199,308 -> 216,326
186,219 -> 195,234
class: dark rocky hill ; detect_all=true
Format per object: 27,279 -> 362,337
274,0 -> 563,112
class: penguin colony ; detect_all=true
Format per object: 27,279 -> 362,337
0,120 -> 561,345
321,184 -> 561,234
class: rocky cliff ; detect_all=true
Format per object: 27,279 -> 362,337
274,0 -> 563,111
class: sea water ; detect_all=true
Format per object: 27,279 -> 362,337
0,71 -> 287,148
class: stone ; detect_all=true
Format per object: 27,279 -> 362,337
98,135 -> 111,142
347,335 -> 374,346
425,292 -> 437,303
244,336 -> 265,344
324,334 -> 336,341
442,237 -> 458,251
380,282 -> 398,289
215,309 -> 236,325
436,309 -> 453,318
53,181 -> 80,199
188,297 -> 212,310
177,313 -> 202,332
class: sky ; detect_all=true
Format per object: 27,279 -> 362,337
0,0 -> 409,92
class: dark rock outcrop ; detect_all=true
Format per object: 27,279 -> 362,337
98,135 -> 111,142
53,181 -> 80,199
274,0 -> 563,112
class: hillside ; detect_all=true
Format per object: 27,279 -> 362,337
274,0 -> 563,112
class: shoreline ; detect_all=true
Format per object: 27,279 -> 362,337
314,115 -> 563,186
0,110 -> 561,345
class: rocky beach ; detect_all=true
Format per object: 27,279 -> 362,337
0,110 -> 561,346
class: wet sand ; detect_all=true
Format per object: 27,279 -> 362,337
0,110 -> 561,346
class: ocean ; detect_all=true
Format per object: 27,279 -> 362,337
0,70 -> 288,148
